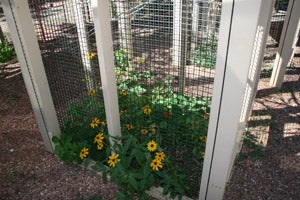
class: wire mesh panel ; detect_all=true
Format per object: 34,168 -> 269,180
111,0 -> 221,198
260,0 -> 289,79
28,0 -> 103,128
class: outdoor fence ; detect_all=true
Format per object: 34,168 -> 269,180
3,0 -> 298,199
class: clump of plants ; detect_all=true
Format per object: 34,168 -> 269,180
239,129 -> 265,160
191,37 -> 218,69
0,39 -> 16,64
53,50 -> 210,199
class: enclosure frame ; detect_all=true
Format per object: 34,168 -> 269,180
2,0 -> 281,199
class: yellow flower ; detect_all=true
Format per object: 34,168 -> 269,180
80,147 -> 89,159
150,159 -> 163,171
108,154 -> 120,167
126,124 -> 134,130
143,106 -> 152,115
97,142 -> 104,150
120,110 -> 128,115
86,52 -> 96,59
155,152 -> 165,161
150,124 -> 156,133
90,118 -> 100,128
120,90 -> 128,96
81,78 -> 90,82
139,57 -> 145,63
147,140 -> 157,152
140,129 -> 148,135
94,133 -> 104,143
200,136 -> 207,143
101,120 -> 107,126
88,89 -> 96,96
201,152 -> 205,159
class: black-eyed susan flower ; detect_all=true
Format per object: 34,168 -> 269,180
80,147 -> 89,159
150,124 -> 156,133
120,90 -> 128,96
201,152 -> 205,159
126,124 -> 134,130
108,154 -> 120,167
86,52 -> 96,59
200,136 -> 207,143
94,133 -> 104,143
143,106 -> 152,115
97,142 -> 104,150
88,89 -> 96,96
101,120 -> 107,126
90,118 -> 100,128
150,158 -> 163,171
155,152 -> 165,161
147,140 -> 157,152
120,110 -> 128,115
140,129 -> 148,135
139,57 -> 145,63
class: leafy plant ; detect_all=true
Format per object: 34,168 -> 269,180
191,37 -> 218,69
239,130 -> 265,160
53,49 -> 210,199
0,40 -> 16,64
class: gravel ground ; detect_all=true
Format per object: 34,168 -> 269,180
0,62 -> 118,200
1,59 -> 299,199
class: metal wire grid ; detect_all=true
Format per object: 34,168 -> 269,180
28,0 -> 103,128
260,0 -> 289,79
111,0 -> 221,198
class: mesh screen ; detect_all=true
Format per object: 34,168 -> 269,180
28,0 -> 103,128
111,0 -> 221,198
28,0 -> 223,198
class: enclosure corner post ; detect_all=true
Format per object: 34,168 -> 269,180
199,0 -> 273,199
270,0 -> 300,89
2,0 -> 61,152
173,0 -> 189,94
91,0 -> 121,142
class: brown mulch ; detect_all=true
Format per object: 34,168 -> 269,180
0,63 -> 117,200
0,60 -> 299,200
224,62 -> 300,198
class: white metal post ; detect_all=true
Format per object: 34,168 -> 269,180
173,0 -> 189,94
91,0 -> 121,141
270,0 -> 300,88
2,0 -> 61,152
73,0 -> 94,89
199,0 -> 274,199
191,0 -> 200,54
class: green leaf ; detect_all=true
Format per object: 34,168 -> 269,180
123,136 -> 133,154
128,175 -> 138,191
52,136 -> 60,144
135,149 -> 144,166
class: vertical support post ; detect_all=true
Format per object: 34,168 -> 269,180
73,0 -> 94,89
199,0 -> 274,199
173,0 -> 189,94
117,0 -> 133,61
190,0 -> 200,55
91,0 -> 121,141
270,0 -> 300,88
2,0 -> 60,152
